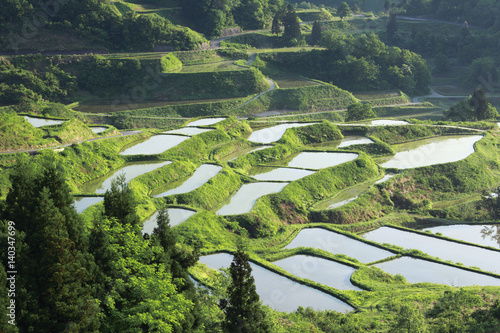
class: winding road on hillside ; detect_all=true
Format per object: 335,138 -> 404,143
412,87 -> 468,103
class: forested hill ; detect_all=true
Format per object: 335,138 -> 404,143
0,0 -> 205,52
403,0 -> 500,29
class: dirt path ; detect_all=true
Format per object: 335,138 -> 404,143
412,88 -> 468,103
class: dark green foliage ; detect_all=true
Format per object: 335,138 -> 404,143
182,0 -> 284,36
0,60 -> 76,105
272,13 -> 282,35
386,13 -> 397,40
337,2 -> 351,20
392,304 -> 428,333
104,174 -> 140,227
346,102 -> 376,122
151,207 -> 200,331
469,88 -> 498,120
260,33 -> 431,95
444,89 -> 498,121
221,247 -> 269,332
283,5 -> 302,41
434,53 -> 451,74
2,157 -> 99,332
310,21 -> 322,45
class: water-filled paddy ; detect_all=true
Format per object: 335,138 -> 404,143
375,257 -> 500,287
285,228 -> 393,263
338,136 -> 374,148
380,135 -> 482,169
216,182 -> 288,215
155,164 -> 222,197
248,123 -> 315,144
370,120 -> 409,126
199,253 -> 354,312
287,152 -> 358,170
119,135 -> 190,155
363,226 -> 500,274
251,167 -> 315,181
74,197 -> 103,214
84,161 -> 171,194
90,127 -> 108,134
24,116 -> 64,127
273,255 -> 362,291
422,224 -> 500,249
163,127 -> 213,136
375,174 -> 395,184
141,208 -> 196,234
187,118 -> 225,127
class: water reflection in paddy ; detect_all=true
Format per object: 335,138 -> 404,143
338,136 -> 374,148
248,123 -> 315,144
199,253 -> 354,312
120,135 -> 189,155
90,127 -> 108,134
24,116 -> 64,127
74,197 -> 103,214
422,224 -> 500,249
285,228 -> 392,263
380,135 -> 482,169
187,118 -> 225,127
364,226 -> 500,274
85,161 -> 171,194
375,257 -> 500,287
163,127 -> 212,136
141,208 -> 196,234
370,120 -> 409,126
216,182 -> 288,215
251,167 -> 315,181
155,164 -> 222,197
287,152 -> 358,170
273,255 -> 362,291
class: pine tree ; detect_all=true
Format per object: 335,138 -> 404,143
310,21 -> 322,45
222,247 -> 269,333
384,0 -> 392,12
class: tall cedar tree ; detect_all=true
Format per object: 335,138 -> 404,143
271,13 -> 282,35
311,21 -> 322,45
221,247 -> 269,332
470,88 -> 499,120
103,173 -> 140,227
387,12 -> 397,40
2,156 -> 99,332
152,207 -> 201,330
283,5 -> 301,40
337,2 -> 350,20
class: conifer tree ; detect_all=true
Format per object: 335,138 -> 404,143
271,14 -> 282,35
104,174 -> 140,227
283,4 -> 301,41
222,247 -> 269,333
311,21 -> 322,45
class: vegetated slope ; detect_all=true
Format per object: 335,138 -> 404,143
0,0 -> 205,52
238,84 -> 358,114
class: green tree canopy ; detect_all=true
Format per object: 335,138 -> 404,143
337,2 -> 351,20
310,21 -> 322,45
346,102 -> 376,122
